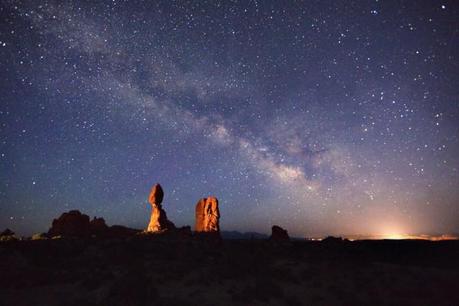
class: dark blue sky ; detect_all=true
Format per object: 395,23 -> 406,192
1,0 -> 458,237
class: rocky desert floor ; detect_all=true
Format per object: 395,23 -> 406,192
0,236 -> 458,306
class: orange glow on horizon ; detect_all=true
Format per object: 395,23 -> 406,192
382,233 -> 406,240
343,234 -> 459,241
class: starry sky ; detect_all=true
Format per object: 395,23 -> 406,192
1,0 -> 458,237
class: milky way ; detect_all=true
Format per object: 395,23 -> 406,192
1,1 -> 458,237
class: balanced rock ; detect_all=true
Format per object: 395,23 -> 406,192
195,197 -> 220,233
269,225 -> 290,241
48,210 -> 91,237
149,183 -> 164,204
146,184 -> 175,232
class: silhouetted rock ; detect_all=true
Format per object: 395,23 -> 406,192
1,228 -> 14,236
48,210 -> 91,237
89,217 -> 109,235
322,236 -> 345,244
270,225 -> 290,241
195,196 -> 220,233
109,225 -> 141,237
47,211 -> 126,238
146,184 -> 176,232
221,231 -> 269,240
0,228 -> 16,241
177,226 -> 192,238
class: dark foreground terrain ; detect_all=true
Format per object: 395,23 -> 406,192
1,236 -> 458,306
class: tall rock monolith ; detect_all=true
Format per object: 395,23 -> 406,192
195,196 -> 220,233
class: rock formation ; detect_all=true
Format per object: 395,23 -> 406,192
146,184 -> 175,232
269,225 -> 290,241
48,210 -> 91,237
0,228 -> 14,236
0,228 -> 16,241
177,226 -> 192,238
108,225 -> 141,237
322,236 -> 346,244
48,211 -> 114,237
195,196 -> 220,233
89,217 -> 109,235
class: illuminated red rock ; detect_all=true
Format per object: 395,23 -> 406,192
48,210 -> 91,237
270,225 -> 289,241
195,196 -> 220,233
146,184 -> 175,232
148,183 -> 164,205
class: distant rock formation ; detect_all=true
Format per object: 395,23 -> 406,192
177,226 -> 192,238
269,225 -> 290,241
1,228 -> 15,236
48,210 -> 125,238
89,217 -> 109,235
108,225 -> 141,237
322,236 -> 346,244
221,231 -> 269,240
48,210 -> 91,237
45,210 -> 142,239
0,228 -> 16,241
146,184 -> 175,232
195,196 -> 220,233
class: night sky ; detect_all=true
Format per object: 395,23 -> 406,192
1,1 -> 458,237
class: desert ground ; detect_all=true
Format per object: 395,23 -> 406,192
0,235 -> 458,306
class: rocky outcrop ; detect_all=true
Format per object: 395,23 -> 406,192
1,228 -> 14,236
48,210 -> 91,237
0,228 -> 16,241
89,217 -> 109,235
108,225 -> 141,237
195,197 -> 220,233
269,225 -> 290,241
48,211 -> 116,237
177,226 -> 192,238
146,184 -> 175,232
322,236 -> 346,244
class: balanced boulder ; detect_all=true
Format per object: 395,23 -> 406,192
146,184 -> 175,232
